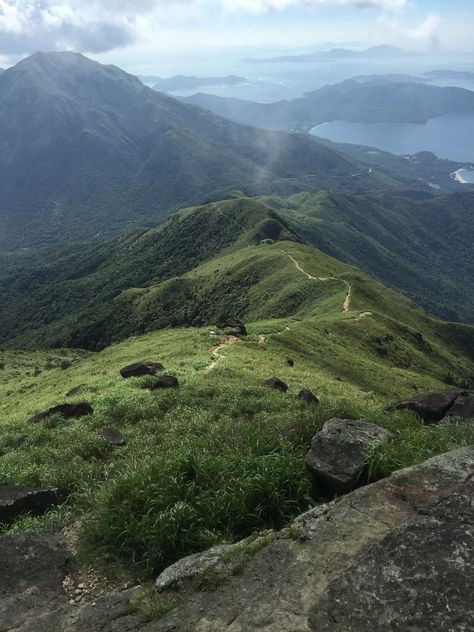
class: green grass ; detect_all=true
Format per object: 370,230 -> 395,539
1,315 -> 472,580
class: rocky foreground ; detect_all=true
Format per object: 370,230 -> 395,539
1,442 -> 472,631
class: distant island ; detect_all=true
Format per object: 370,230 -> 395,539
243,45 -> 419,64
425,69 -> 474,82
140,74 -> 245,92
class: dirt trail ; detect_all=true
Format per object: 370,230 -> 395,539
258,335 -> 266,345
285,253 -> 352,314
204,336 -> 239,372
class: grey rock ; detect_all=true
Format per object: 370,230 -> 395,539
120,361 -> 164,379
66,384 -> 86,397
0,486 -> 65,524
448,390 -> 474,419
149,446 -> 473,632
308,480 -> 474,631
263,377 -> 288,392
385,389 -> 472,423
155,544 -> 237,593
29,402 -> 93,423
305,418 -> 394,494
150,375 -> 179,390
298,389 -> 319,406
100,427 -> 126,446
227,325 -> 247,337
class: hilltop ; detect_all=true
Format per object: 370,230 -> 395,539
0,51 -> 387,251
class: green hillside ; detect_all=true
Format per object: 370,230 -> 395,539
267,189 -> 474,323
184,79 -> 474,130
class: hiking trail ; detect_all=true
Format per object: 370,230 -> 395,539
204,336 -> 239,372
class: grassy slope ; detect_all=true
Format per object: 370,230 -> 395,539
265,189 -> 474,323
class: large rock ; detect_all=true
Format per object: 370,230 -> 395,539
220,319 -> 247,336
29,402 -> 93,423
99,427 -> 126,446
305,418 -> 394,494
0,486 -> 65,524
148,447 -> 473,632
308,480 -> 474,631
150,375 -> 179,390
155,544 -> 237,593
120,361 -> 164,379
386,389 -> 474,423
298,389 -> 319,406
263,377 -> 288,392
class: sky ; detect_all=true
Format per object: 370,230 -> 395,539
0,0 -> 473,71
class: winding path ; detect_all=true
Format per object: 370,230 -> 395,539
203,336 -> 240,372
285,253 -> 352,313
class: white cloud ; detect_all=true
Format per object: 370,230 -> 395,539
377,13 -> 442,49
224,0 -> 408,13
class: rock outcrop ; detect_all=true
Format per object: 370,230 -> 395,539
150,375 -> 179,390
99,427 -> 126,446
298,389 -> 319,406
0,486 -> 64,525
386,389 -> 474,423
29,403 -> 93,423
263,377 -> 288,392
305,418 -> 394,493
1,448 -> 472,631
120,361 -> 165,379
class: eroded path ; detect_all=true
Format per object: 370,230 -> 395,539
203,336 -> 240,372
285,253 -> 352,313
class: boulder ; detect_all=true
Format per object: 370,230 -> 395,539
155,544 -> 237,593
287,359 -> 294,367
150,375 -> 179,390
385,389 -> 474,423
308,480 -> 474,631
305,418 -> 394,494
227,325 -> 247,337
29,402 -> 93,423
66,384 -> 86,397
147,447 -> 474,632
263,377 -> 288,393
298,389 -> 319,406
0,486 -> 65,524
448,390 -> 474,419
220,319 -> 244,329
99,427 -> 126,446
120,361 -> 164,379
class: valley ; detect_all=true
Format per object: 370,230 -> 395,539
0,44 -> 473,631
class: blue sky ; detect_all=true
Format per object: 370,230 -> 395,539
0,0 -> 473,68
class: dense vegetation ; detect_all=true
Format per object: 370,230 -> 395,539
1,193 -> 473,354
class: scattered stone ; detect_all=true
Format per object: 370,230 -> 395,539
287,359 -> 294,367
150,375 -> 179,390
66,385 -> 86,397
155,544 -> 237,593
0,486 -> 65,524
386,389 -> 474,423
29,402 -> 93,423
298,389 -> 319,406
99,427 -> 126,446
120,361 -> 165,379
305,418 -> 394,494
263,377 -> 288,393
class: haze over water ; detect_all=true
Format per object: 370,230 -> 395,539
311,113 -> 474,163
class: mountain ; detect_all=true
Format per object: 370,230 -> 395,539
183,79 -> 474,131
151,75 -> 245,92
425,69 -> 474,82
268,189 -> 474,323
0,52 -> 376,251
1,196 -> 473,353
243,45 -> 416,64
